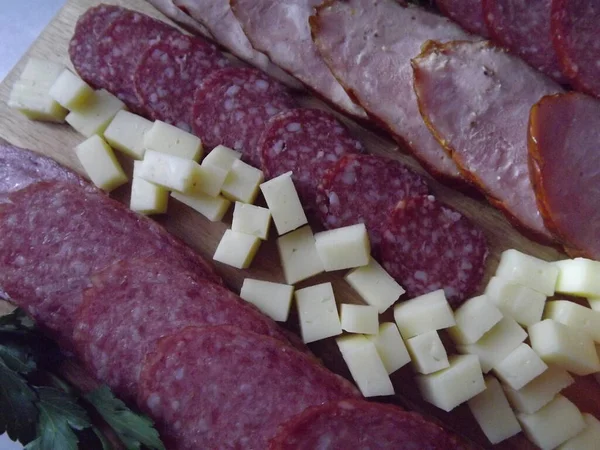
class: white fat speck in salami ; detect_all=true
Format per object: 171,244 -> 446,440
436,0 -> 489,37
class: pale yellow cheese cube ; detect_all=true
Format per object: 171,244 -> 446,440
457,316 -> 527,373
517,395 -> 585,450
406,330 -> 449,375
240,279 -> 294,322
202,145 -> 241,170
468,376 -> 522,445
232,202 -> 272,240
277,226 -> 324,285
130,162 -> 168,215
340,304 -> 379,335
213,230 -> 261,269
393,290 -> 455,339
529,319 -> 600,376
416,354 -> 485,412
493,343 -> 548,391
485,276 -> 547,327
367,323 -> 411,374
103,110 -> 152,160
344,258 -> 405,314
545,300 -> 600,343
336,334 -> 394,397
314,224 -> 370,272
260,172 -> 307,235
143,120 -> 203,161
137,150 -> 198,193
554,258 -> 600,298
191,164 -> 228,197
221,160 -> 263,203
75,135 -> 127,192
448,295 -> 503,345
558,413 -> 600,450
48,68 -> 94,110
171,191 -> 231,222
495,249 -> 558,296
20,57 -> 63,82
66,89 -> 125,137
295,282 -> 342,343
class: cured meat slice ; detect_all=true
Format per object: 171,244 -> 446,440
380,195 -> 488,307
134,34 -> 229,132
269,399 -> 465,450
436,0 -> 489,37
230,0 -> 366,119
483,0 -> 567,83
139,326 -> 360,450
316,154 -> 429,252
412,40 -> 562,242
192,67 -> 297,166
0,181 -> 220,345
259,108 -> 363,213
311,0 -> 470,185
146,0 -> 212,37
69,4 -> 126,89
528,92 -> 600,259
73,257 -> 299,401
551,0 -> 600,99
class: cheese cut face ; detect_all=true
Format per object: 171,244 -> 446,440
336,334 -> 394,397
191,164 -> 228,197
171,191 -> 231,222
137,150 -> 198,193
485,276 -> 547,327
75,135 -> 127,192
232,202 -> 272,240
545,300 -> 600,343
201,145 -> 242,170
406,330 -> 449,375
492,343 -> 548,391
558,413 -> 600,450
143,120 -> 203,161
213,229 -> 261,269
103,110 -> 152,159
393,290 -> 455,339
240,279 -> 294,322
130,161 -> 168,215
277,226 -> 324,285
367,323 -> 411,374
554,258 -> 600,298
314,224 -> 370,272
260,172 -> 307,235
295,282 -> 342,343
221,159 -> 264,204
495,249 -> 559,296
468,376 -> 522,445
340,304 -> 379,335
48,68 -> 94,111
66,89 -> 125,137
448,295 -> 503,345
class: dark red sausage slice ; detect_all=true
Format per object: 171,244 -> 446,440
436,0 -> 489,37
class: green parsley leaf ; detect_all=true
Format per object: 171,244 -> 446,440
92,426 -> 113,450
0,358 -> 38,444
0,308 -> 35,331
0,341 -> 37,373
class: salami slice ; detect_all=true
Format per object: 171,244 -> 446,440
134,34 -> 229,132
380,195 -> 488,307
139,326 -> 360,450
483,0 -> 567,83
315,154 -> 429,252
269,399 -> 465,449
551,0 -> 600,99
436,0 -> 489,37
259,108 -> 363,213
192,67 -> 297,166
412,40 -> 562,242
528,92 -> 600,259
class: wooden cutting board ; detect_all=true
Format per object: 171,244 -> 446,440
0,0 -> 596,448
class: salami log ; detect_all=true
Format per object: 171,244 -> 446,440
380,195 -> 488,307
192,67 -> 297,166
139,326 -> 360,449
436,0 -> 489,37
412,40 -> 562,242
259,108 -> 363,213
528,92 -> 600,259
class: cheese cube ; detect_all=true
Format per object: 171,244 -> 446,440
314,224 -> 370,272
588,297 -> 600,311
448,295 -> 503,345
48,68 -> 94,110
416,354 -> 485,412
213,230 -> 261,269
457,316 -> 527,373
406,330 -> 449,375
485,276 -> 546,327
191,164 -> 228,197
367,323 -> 411,374
558,413 -> 600,450
468,376 -> 521,444
545,300 -> 600,342
66,89 -> 125,137
75,135 -> 127,192
495,249 -> 559,296
103,110 -> 152,159
340,304 -> 379,335
143,120 -> 202,161
130,162 -> 168,215
554,258 -> 600,297
239,279 -> 294,322
503,366 -> 574,414
393,290 -> 455,339
221,160 -> 263,203
260,172 -> 307,234
137,150 -> 198,192
277,226 -> 324,285
517,395 -> 585,450
232,202 -> 271,240
171,191 -> 230,222
336,334 -> 394,397
493,343 -> 548,391
344,258 -> 405,313
529,319 -> 600,375
295,282 -> 342,343
201,144 -> 241,170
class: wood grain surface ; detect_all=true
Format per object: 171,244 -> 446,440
0,1 -> 596,448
